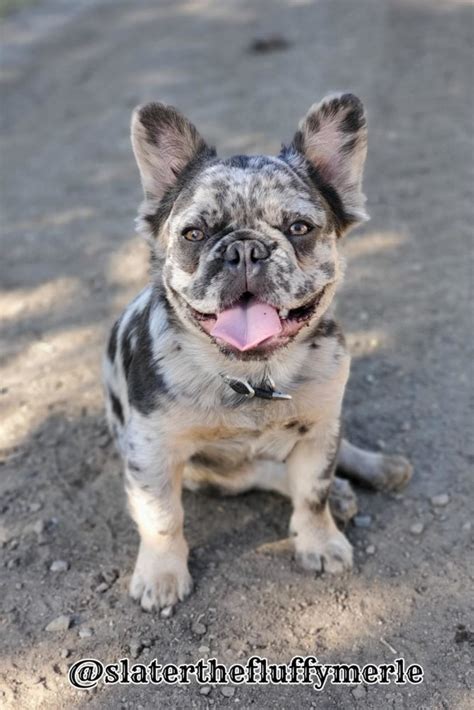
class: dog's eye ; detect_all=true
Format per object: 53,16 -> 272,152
287,221 -> 313,236
182,227 -> 205,242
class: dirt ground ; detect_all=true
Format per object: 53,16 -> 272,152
1,0 -> 473,708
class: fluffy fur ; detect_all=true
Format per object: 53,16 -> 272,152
103,94 -> 412,611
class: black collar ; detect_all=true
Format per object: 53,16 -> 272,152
221,374 -> 292,401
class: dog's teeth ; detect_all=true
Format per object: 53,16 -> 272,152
279,308 -> 289,319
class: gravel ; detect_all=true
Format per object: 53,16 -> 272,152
78,627 -> 93,639
221,686 -> 235,698
45,615 -> 72,632
430,494 -> 450,507
191,620 -> 207,636
353,514 -> 373,529
0,1 -> 471,709
50,559 -> 69,572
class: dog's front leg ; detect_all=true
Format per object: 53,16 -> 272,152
124,423 -> 192,611
287,431 -> 353,575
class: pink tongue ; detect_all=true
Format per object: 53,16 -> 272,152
211,296 -> 282,351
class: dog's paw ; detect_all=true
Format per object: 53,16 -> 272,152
295,529 -> 353,575
130,542 -> 193,612
372,454 -> 413,492
329,477 -> 358,525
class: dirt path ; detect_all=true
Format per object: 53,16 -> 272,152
1,1 -> 472,708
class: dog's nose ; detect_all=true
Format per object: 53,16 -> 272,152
224,239 -> 270,268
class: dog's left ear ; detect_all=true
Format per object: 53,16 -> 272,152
283,93 -> 369,233
131,102 -> 212,203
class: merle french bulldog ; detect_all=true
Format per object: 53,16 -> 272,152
103,94 -> 412,612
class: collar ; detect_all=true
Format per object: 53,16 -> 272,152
221,374 -> 292,401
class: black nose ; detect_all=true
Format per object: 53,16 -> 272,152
224,239 -> 270,267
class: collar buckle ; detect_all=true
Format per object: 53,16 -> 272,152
221,374 -> 292,401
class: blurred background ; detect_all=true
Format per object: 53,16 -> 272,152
1,1 -> 473,708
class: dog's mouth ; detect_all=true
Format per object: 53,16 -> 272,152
189,290 -> 326,354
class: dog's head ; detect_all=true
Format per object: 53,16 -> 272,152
131,94 -> 368,358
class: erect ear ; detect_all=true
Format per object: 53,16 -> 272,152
131,102 -> 212,203
284,93 -> 369,232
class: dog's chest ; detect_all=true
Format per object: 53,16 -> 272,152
196,424 -> 300,468
183,398 -> 318,469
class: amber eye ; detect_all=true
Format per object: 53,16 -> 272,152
182,227 -> 205,242
287,221 -> 312,236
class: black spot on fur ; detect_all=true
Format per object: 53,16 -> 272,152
319,261 -> 335,279
298,424 -> 310,435
121,311 -> 142,380
307,166 -> 354,236
320,424 -> 342,480
125,301 -> 172,415
306,112 -> 321,134
340,135 -> 358,156
224,154 -> 252,169
306,496 -> 328,516
109,389 -> 124,425
304,318 -> 345,346
107,319 -> 120,362
339,97 -> 366,134
128,461 -> 142,473
190,452 -> 221,469
285,420 -> 299,429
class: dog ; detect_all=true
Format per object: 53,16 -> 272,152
103,93 -> 412,612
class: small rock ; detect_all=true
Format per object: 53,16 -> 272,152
366,545 -> 376,555
221,686 -> 235,698
129,640 -> 143,659
160,606 -> 174,619
29,502 -> 42,513
78,627 -> 93,639
60,649 -> 71,659
352,685 -> 367,700
200,686 -> 212,696
462,521 -> 472,532
33,520 -> 45,536
95,582 -> 109,593
46,615 -> 71,632
191,620 -> 207,636
50,560 -> 69,573
410,523 -> 424,535
198,645 -> 210,654
430,494 -> 449,507
353,514 -> 372,529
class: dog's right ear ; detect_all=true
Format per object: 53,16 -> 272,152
131,103 -> 212,203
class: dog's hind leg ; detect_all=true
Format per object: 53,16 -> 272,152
184,459 -> 288,496
337,438 -> 413,492
184,459 -> 358,526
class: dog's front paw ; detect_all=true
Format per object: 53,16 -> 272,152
130,540 -> 193,612
294,529 -> 353,575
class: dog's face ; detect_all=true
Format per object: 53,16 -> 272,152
131,94 -> 368,357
